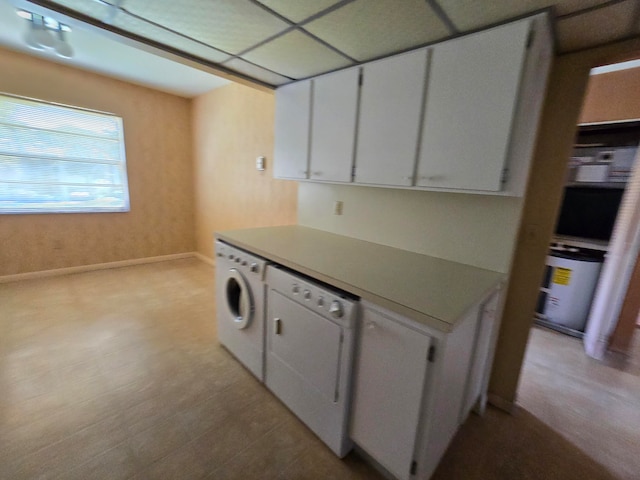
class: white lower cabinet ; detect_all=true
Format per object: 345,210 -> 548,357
350,304 -> 433,479
350,292 -> 501,479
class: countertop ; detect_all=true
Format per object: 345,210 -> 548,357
216,226 -> 505,333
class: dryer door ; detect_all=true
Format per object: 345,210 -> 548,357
225,268 -> 254,329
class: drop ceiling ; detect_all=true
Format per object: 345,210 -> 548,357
3,0 -> 640,94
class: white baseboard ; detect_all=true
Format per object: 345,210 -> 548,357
0,252 -> 196,284
194,252 -> 215,267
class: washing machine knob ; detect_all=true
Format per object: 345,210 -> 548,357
303,290 -> 311,300
292,284 -> 300,294
241,260 -> 247,266
329,301 -> 343,318
228,254 -> 234,260
317,296 -> 325,308
250,263 -> 259,273
234,257 -> 241,263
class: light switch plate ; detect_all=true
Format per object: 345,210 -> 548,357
256,156 -> 266,171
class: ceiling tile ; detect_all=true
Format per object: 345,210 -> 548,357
436,0 -> 614,31
303,0 -> 451,62
556,0 -> 638,52
121,0 -> 290,54
241,30 -> 353,79
37,0 -> 231,63
111,13 -> 231,64
224,58 -> 291,86
48,0 -> 115,20
256,0 -> 343,23
0,0 -> 229,97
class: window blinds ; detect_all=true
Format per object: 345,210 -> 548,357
0,93 -> 130,214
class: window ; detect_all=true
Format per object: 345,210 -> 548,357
0,93 -> 130,214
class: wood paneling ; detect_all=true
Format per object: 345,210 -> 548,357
0,47 -> 195,276
580,66 -> 640,123
192,83 -> 297,260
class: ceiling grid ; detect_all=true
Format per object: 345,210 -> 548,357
9,0 -> 640,88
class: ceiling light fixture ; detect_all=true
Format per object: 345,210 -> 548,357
18,9 -> 73,59
53,28 -> 73,58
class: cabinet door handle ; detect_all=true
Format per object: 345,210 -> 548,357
401,175 -> 414,181
312,171 -> 322,176
420,175 -> 445,181
274,317 -> 282,335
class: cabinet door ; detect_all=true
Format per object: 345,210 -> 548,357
350,305 -> 432,480
274,80 -> 311,179
416,19 -> 531,191
355,49 -> 428,186
462,291 -> 500,417
309,68 -> 360,183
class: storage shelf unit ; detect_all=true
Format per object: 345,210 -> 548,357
534,121 -> 640,336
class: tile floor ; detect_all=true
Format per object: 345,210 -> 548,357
0,259 -> 381,480
1,258 -> 638,479
518,326 -> 640,480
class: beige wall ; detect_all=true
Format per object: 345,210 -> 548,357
192,83 -> 297,260
298,183 -> 523,273
580,66 -> 640,123
489,37 -> 640,405
0,47 -> 195,276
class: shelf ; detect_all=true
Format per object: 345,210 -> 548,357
551,236 -> 609,252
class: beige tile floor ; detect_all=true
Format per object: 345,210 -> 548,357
0,259 -> 381,480
1,258 -> 638,479
518,326 -> 640,480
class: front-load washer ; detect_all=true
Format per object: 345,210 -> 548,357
215,240 -> 267,381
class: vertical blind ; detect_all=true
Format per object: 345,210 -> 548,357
0,93 -> 130,214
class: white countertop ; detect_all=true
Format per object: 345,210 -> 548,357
216,226 -> 504,332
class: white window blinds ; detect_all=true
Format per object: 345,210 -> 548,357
0,93 -> 130,214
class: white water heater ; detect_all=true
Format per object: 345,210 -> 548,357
542,249 -> 604,332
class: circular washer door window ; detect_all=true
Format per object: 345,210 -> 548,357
225,268 -> 254,329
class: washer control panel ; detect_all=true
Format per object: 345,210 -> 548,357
215,240 -> 268,281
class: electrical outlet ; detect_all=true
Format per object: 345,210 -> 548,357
333,201 -> 343,215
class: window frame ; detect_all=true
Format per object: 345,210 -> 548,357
0,92 -> 131,215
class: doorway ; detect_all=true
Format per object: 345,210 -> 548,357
516,57 -> 640,479
533,59 -> 640,360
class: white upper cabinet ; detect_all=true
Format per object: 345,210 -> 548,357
416,19 -> 532,191
309,68 -> 360,183
273,80 -> 312,180
355,49 -> 429,187
272,14 -> 551,196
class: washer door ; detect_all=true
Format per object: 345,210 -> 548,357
225,268 -> 254,329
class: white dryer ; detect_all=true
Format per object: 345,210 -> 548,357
215,240 -> 267,381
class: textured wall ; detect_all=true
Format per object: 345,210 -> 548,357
580,66 -> 640,123
0,47 -> 195,276
192,83 -> 297,260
